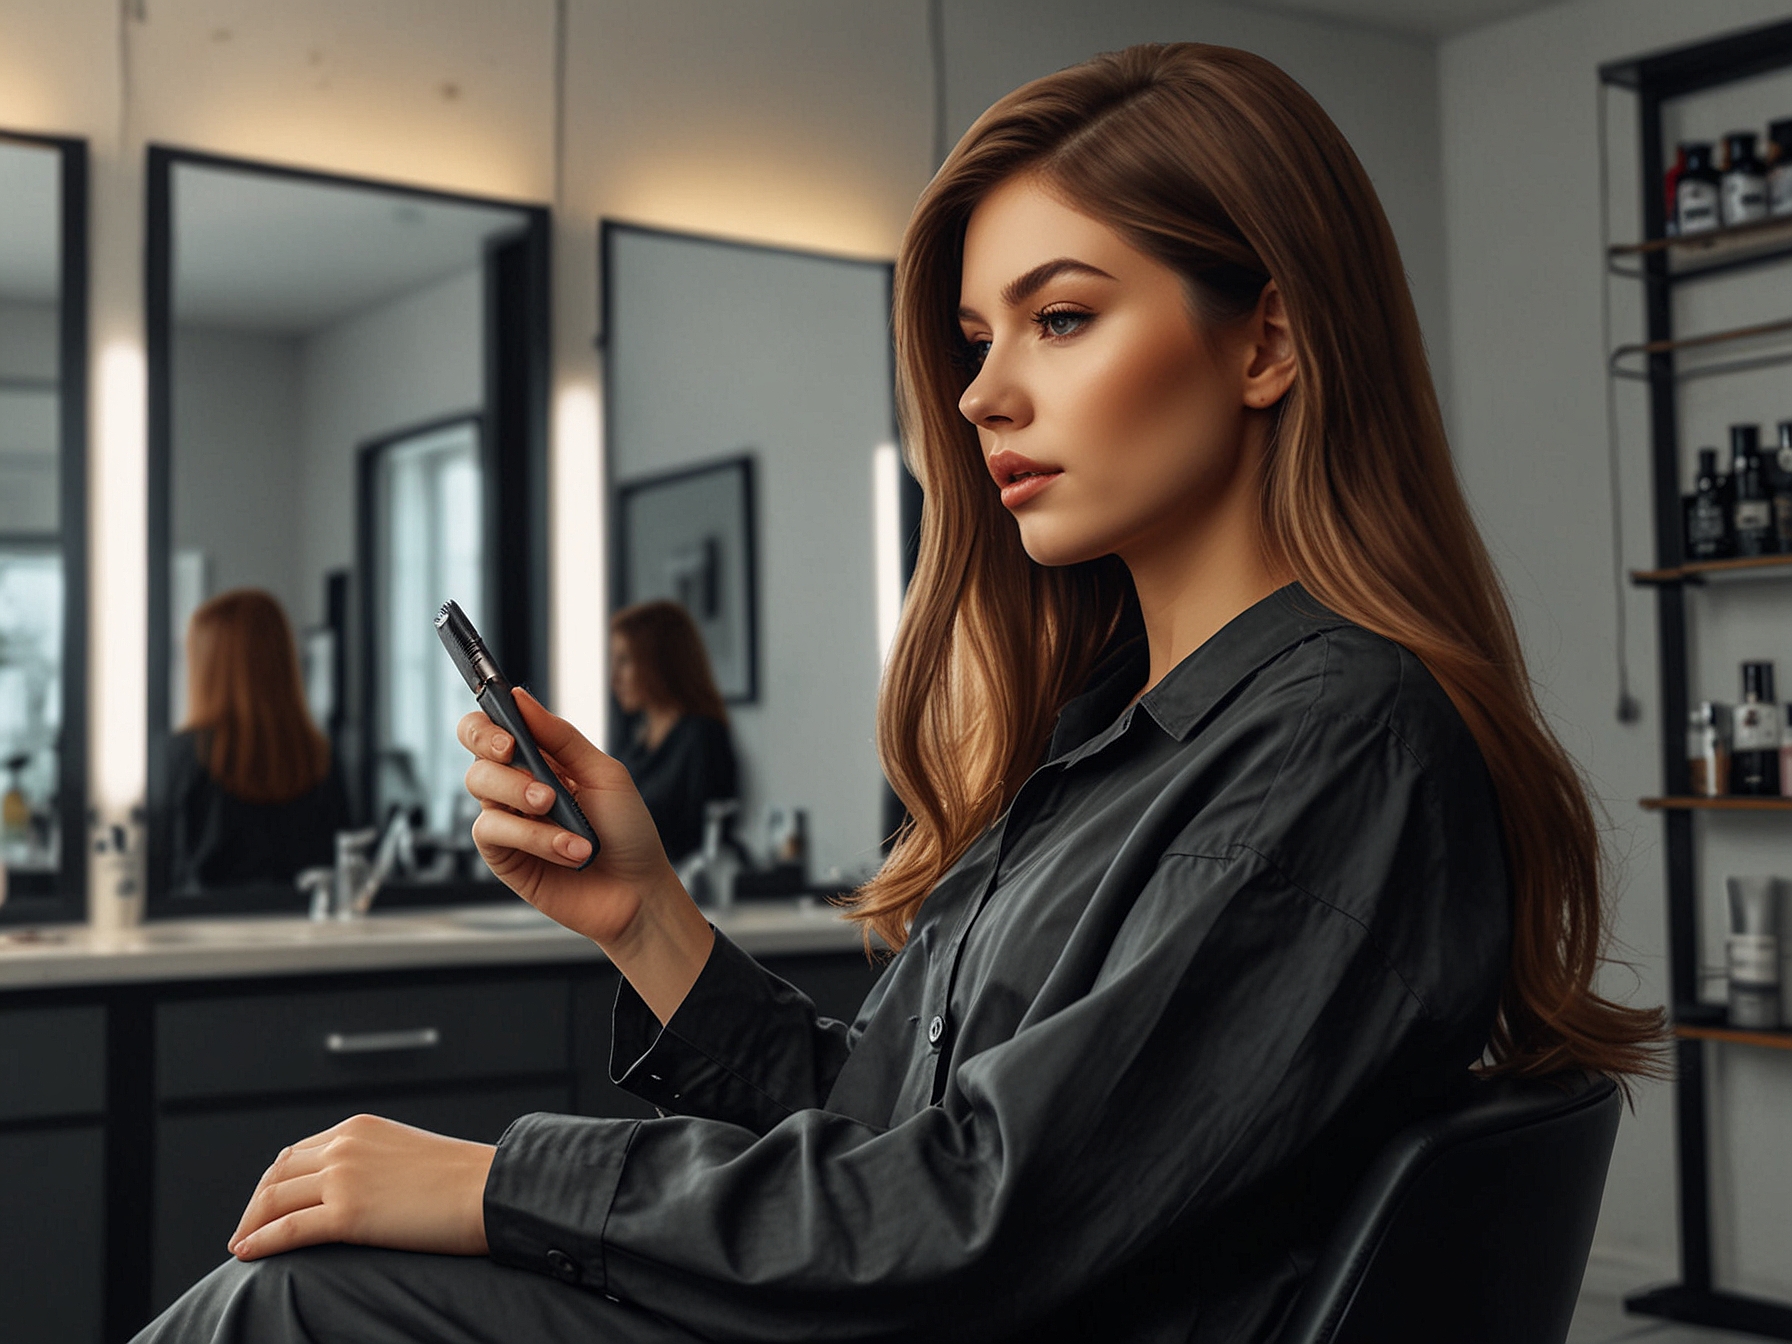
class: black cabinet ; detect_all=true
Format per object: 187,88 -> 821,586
0,944 -> 884,1340
0,1004 -> 108,1344
148,974 -> 577,1313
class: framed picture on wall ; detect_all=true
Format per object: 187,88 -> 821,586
615,454 -> 758,703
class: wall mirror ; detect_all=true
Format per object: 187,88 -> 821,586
602,223 -> 916,888
0,131 -> 87,926
145,148 -> 549,915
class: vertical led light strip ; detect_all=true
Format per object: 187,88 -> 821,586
873,442 -> 903,665
93,340 -> 148,812
551,379 -> 608,742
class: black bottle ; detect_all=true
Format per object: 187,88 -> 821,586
1684,447 -> 1733,560
1732,425 -> 1775,557
1770,119 -> 1792,217
1771,421 -> 1792,554
1733,662 -> 1782,796
1677,142 -> 1722,234
1722,131 -> 1769,226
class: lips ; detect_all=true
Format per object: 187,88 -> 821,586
987,449 -> 1061,488
987,449 -> 1063,509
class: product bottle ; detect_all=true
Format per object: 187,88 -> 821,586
1677,142 -> 1722,234
1773,421 -> 1792,554
1779,707 -> 1792,805
1689,701 -> 1731,797
1665,143 -> 1690,235
1733,661 -> 1783,795
1768,118 -> 1792,218
1732,425 -> 1775,557
1725,875 -> 1781,1030
1721,131 -> 1769,227
1684,447 -> 1734,560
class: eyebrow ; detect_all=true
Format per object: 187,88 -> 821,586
957,257 -> 1118,321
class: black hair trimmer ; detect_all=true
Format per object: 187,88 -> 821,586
435,599 -> 599,869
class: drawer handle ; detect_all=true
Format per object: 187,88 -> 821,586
324,1027 -> 442,1055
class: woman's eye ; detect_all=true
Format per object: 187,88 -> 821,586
958,338 -> 991,371
1035,308 -> 1090,339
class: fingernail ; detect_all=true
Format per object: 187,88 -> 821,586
565,836 -> 591,860
527,783 -> 553,809
493,734 -> 512,754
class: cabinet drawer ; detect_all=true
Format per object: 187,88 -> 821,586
0,1004 -> 105,1121
156,977 -> 570,1102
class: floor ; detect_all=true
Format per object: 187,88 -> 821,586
1569,1277 -> 1777,1344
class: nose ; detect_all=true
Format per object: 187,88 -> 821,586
957,351 -> 1031,432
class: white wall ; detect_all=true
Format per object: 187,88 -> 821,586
296,266 -> 483,630
1441,0 -> 1792,1298
169,326 -> 305,622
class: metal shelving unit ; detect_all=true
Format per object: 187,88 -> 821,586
1601,19 -> 1792,1339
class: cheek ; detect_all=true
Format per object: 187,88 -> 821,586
1069,332 -> 1235,473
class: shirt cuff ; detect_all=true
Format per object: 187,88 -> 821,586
608,927 -> 805,1125
484,1111 -> 640,1294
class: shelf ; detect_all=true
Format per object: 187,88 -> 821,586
1609,313 -> 1792,381
1632,553 -> 1792,584
1609,213 -> 1792,283
1676,1023 -> 1792,1051
1640,796 -> 1792,811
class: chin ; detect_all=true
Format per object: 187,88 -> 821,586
1013,518 -> 1112,569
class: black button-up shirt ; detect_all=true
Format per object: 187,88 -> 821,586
485,584 -> 1510,1343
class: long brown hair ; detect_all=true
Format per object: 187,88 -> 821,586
856,43 -> 1663,1081
610,600 -> 729,723
182,589 -> 332,805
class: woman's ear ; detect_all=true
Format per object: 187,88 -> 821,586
1240,282 -> 1297,410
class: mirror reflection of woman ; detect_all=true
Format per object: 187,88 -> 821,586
167,589 -> 348,893
139,44 -> 1662,1344
608,600 -> 738,864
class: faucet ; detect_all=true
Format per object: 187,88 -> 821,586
296,809 -> 416,920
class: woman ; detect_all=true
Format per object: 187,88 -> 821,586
167,589 -> 348,893
139,44 -> 1660,1343
609,599 -> 738,863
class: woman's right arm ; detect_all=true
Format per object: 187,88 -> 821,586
459,689 -> 715,1025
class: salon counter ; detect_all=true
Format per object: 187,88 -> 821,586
0,899 -> 882,1344
0,897 -> 866,989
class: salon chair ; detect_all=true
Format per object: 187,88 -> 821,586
1277,1070 -> 1621,1344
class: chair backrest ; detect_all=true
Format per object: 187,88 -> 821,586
1276,1071 -> 1622,1344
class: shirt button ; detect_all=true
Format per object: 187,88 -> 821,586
927,1014 -> 945,1046
545,1249 -> 581,1283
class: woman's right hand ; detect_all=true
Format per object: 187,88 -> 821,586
458,689 -> 713,1021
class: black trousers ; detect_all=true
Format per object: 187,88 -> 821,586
130,1247 -> 705,1344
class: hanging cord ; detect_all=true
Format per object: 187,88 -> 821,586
552,0 -> 568,211
1598,80 -> 1644,724
118,0 -> 143,151
928,0 -> 948,169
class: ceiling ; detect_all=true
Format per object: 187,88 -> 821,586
172,163 -> 529,336
1237,0 -> 1567,40
0,142 -> 62,305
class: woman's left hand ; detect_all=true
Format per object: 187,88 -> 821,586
227,1114 -> 494,1261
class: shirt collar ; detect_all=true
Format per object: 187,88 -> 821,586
1047,582 -> 1350,761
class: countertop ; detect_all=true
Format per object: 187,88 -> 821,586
0,898 -> 868,989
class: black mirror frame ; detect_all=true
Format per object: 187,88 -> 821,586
142,146 -> 551,918
0,130 -> 89,928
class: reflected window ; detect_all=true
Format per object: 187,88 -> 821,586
0,547 -> 63,871
368,417 -> 483,837
0,130 -> 83,920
